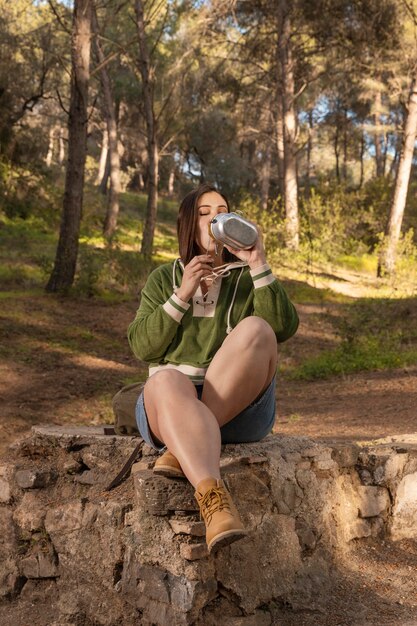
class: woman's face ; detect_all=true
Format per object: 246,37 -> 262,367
195,191 -> 228,254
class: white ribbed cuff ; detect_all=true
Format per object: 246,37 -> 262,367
162,293 -> 190,323
250,263 -> 275,288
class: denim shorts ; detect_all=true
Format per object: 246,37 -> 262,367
135,377 -> 276,451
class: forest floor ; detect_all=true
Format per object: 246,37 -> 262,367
1,271 -> 417,625
1,280 -> 417,454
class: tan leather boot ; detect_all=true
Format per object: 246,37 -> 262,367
195,477 -> 247,553
153,450 -> 185,478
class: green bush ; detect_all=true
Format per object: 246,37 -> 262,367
74,243 -> 159,297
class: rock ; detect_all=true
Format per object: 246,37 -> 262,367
0,508 -> 17,550
390,472 -> 417,540
15,468 -> 57,489
0,559 -> 21,599
63,458 -> 83,474
20,552 -> 59,579
44,501 -> 84,536
281,479 -> 303,512
225,471 -> 270,504
2,427 -> 417,625
132,459 -> 153,472
170,519 -> 205,537
180,543 -> 209,561
142,443 -> 158,456
216,514 -> 302,614
133,470 -> 198,515
0,464 -> 12,503
296,526 -> 317,551
227,613 -> 271,626
81,443 -> 122,470
358,468 -> 373,485
129,564 -> 217,623
331,444 -> 360,468
375,453 -> 408,488
357,486 -> 390,518
13,492 -> 46,532
20,578 -> 57,601
0,509 -> 19,598
220,455 -> 268,470
296,468 -> 315,490
347,519 -> 372,540
74,470 -> 96,485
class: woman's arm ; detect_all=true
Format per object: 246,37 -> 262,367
250,263 -> 299,342
127,267 -> 190,362
226,227 -> 299,342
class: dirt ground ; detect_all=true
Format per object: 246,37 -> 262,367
1,292 -> 417,625
1,295 -> 416,454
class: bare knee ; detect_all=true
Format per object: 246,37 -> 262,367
229,316 -> 276,351
144,370 -> 197,403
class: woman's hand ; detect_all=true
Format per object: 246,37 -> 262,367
225,225 -> 267,270
175,255 -> 214,302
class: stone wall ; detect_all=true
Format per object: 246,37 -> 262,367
0,426 -> 416,625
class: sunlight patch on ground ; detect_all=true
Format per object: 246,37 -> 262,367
277,262 -> 417,300
69,354 -> 136,371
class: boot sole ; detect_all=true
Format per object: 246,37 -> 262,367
153,465 -> 186,479
208,529 -> 248,553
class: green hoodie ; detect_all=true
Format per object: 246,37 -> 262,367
128,259 -> 299,383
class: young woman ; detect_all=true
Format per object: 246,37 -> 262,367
127,183 -> 299,552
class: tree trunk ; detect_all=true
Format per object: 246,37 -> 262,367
334,119 -> 340,182
46,0 -> 92,293
45,126 -> 55,167
168,169 -> 175,195
96,127 -> 108,185
277,0 -> 299,249
135,0 -> 158,257
260,145 -> 271,210
388,111 -> 402,180
374,90 -> 385,177
305,109 -> 313,199
58,127 -> 65,165
342,108 -> 348,181
359,123 -> 365,189
99,152 -> 111,194
275,96 -> 285,197
92,5 -> 122,239
377,72 -> 417,276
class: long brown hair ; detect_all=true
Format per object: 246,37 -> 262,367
177,183 -> 237,264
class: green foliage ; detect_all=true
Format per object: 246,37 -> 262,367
292,340 -> 417,380
0,158 -> 62,225
290,297 -> 417,380
74,245 -> 160,297
238,178 -> 417,286
374,228 -> 417,293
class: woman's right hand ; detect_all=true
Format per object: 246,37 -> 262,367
175,255 -> 214,302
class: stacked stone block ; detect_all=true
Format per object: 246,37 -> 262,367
0,426 -> 416,625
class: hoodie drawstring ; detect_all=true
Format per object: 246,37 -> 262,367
172,258 -> 246,334
226,266 -> 244,334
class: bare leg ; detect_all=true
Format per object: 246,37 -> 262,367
202,316 -> 278,426
144,317 -> 277,487
143,370 -> 221,488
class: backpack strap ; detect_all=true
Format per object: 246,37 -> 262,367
104,441 -> 142,491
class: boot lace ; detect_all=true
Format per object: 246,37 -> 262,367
200,487 -> 231,525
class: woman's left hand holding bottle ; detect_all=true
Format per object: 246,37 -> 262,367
225,226 -> 267,270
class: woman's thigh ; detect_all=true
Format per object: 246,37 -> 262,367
202,316 -> 278,425
197,377 -> 276,444
138,370 -> 198,450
